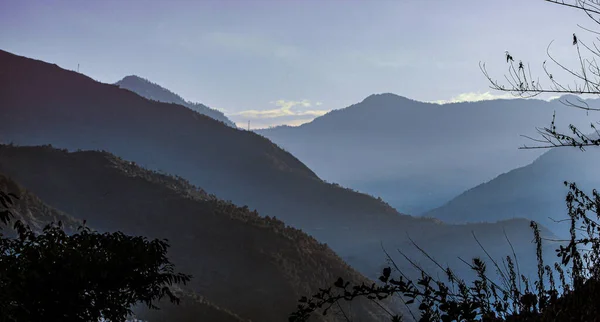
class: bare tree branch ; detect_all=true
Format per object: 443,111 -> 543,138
482,0 -> 600,150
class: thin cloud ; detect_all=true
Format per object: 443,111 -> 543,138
433,92 -> 575,104
202,32 -> 302,60
431,92 -> 516,104
228,99 -> 330,128
344,50 -> 410,69
231,99 -> 329,119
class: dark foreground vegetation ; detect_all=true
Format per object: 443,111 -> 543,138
0,189 -> 191,321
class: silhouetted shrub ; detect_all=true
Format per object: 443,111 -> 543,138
0,191 -> 191,321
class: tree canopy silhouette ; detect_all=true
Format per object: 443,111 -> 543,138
0,190 -> 192,322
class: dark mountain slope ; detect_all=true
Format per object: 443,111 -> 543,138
424,147 -> 600,237
0,145 -> 561,295
115,75 -> 236,128
0,145 -> 387,322
0,173 -> 80,233
0,49 -> 406,247
136,288 -> 250,322
257,93 -> 593,214
0,174 -> 250,322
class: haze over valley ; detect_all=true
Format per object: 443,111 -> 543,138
2,1 -> 600,321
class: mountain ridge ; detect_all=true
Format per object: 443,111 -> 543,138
256,91 -> 594,214
114,75 -> 236,128
0,48 -> 410,247
0,49 -> 561,294
424,146 -> 600,238
0,144 -> 389,322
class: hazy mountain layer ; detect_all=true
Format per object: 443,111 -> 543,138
0,49 -> 562,293
0,145 -> 386,322
425,146 -> 600,238
0,49 -> 407,244
115,75 -> 236,128
257,93 -> 595,214
0,143 -> 561,297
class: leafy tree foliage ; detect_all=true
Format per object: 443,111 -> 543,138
0,191 -> 192,322
0,190 -> 17,225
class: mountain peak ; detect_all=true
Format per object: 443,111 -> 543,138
119,74 -> 144,81
117,75 -> 150,85
115,75 -> 184,101
361,93 -> 413,104
115,75 -> 236,127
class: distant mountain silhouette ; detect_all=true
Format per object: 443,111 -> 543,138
424,146 -> 600,238
257,93 -> 595,214
0,49 -> 559,290
115,75 -> 236,128
0,145 -> 387,322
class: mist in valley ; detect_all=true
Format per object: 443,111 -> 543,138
2,1 -> 600,321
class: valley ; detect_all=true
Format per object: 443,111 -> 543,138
0,29 -> 593,320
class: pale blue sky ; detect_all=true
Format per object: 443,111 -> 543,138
0,0 -> 588,128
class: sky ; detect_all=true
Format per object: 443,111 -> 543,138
0,0 -> 591,128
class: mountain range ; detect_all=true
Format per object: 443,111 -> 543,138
257,93 -> 595,215
0,48 -> 569,320
115,75 -> 236,128
0,145 -> 387,321
0,49 -> 409,254
425,145 -> 600,238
